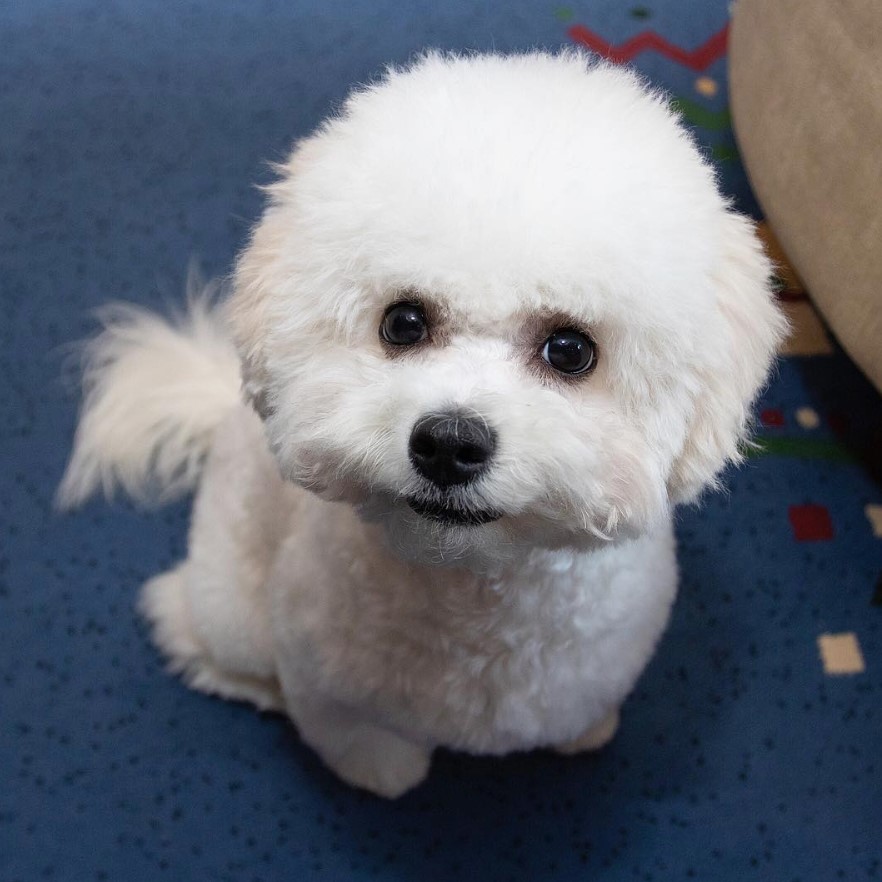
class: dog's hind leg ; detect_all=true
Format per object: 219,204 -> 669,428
139,405 -> 292,714
140,562 -> 284,712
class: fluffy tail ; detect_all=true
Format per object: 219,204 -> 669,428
57,282 -> 242,509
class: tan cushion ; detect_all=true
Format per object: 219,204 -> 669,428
729,0 -> 882,391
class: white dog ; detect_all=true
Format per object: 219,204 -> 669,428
59,51 -> 785,798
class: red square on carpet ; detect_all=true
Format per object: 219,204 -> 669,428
761,408 -> 785,427
789,504 -> 834,541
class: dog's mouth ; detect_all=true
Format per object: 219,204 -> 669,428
407,496 -> 502,527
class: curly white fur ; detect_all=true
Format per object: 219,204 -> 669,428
61,51 -> 786,798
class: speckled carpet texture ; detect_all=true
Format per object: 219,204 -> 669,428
2,2 -> 881,880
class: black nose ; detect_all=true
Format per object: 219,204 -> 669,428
409,410 -> 497,488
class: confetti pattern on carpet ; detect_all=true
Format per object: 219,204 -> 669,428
1,2 -> 880,881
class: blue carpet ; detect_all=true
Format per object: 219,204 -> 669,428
1,2 -> 880,880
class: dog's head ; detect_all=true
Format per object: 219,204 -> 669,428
229,51 -> 785,567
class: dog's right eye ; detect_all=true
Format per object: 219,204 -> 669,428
380,302 -> 428,346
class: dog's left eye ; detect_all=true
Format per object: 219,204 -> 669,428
541,329 -> 596,375
380,302 -> 429,346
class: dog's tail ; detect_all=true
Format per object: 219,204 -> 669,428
57,280 -> 242,509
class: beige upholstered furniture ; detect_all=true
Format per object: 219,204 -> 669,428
729,0 -> 882,391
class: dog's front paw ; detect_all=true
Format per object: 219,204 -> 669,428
555,708 -> 620,755
330,731 -> 431,799
295,703 -> 432,798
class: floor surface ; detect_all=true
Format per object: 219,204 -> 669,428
2,2 -> 880,880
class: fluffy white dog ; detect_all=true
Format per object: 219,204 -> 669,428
60,51 -> 785,797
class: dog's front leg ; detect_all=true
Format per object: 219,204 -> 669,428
292,699 -> 432,798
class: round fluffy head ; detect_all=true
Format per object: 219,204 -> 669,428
229,50 -> 786,568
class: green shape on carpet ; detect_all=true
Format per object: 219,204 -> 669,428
671,97 -> 731,131
711,144 -> 740,162
745,436 -> 857,463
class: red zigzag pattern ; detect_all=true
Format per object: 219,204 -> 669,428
568,23 -> 729,71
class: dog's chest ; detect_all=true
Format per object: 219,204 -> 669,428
277,543 -> 662,753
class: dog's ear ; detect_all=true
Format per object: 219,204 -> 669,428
668,212 -> 788,503
227,141 -> 321,420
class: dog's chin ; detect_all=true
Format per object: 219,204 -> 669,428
351,493 -> 519,572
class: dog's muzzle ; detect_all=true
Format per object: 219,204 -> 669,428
406,409 -> 500,526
